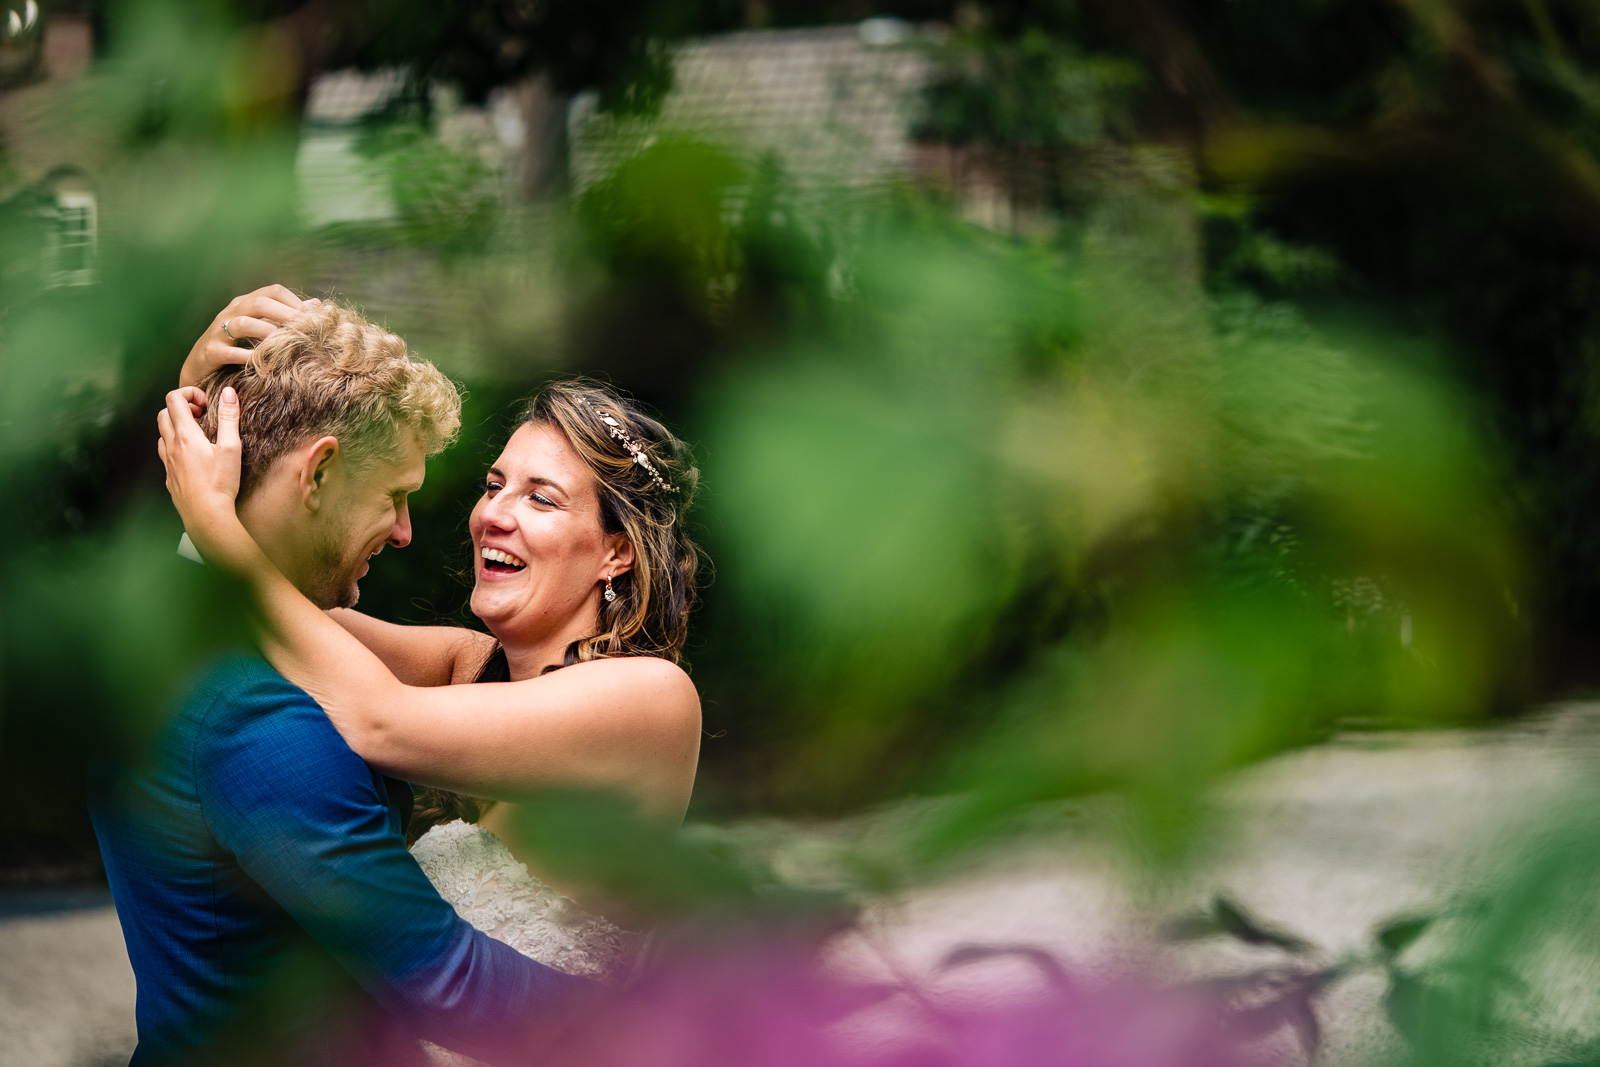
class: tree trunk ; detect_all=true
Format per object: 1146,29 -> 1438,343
516,72 -> 569,202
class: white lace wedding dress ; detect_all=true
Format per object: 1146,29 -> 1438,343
409,819 -> 644,1066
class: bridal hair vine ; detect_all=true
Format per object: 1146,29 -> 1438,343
581,398 -> 680,494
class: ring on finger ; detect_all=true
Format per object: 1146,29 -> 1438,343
222,319 -> 236,342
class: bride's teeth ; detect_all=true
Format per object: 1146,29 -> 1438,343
481,548 -> 525,569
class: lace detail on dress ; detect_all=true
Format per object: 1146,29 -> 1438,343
410,819 -> 643,1067
411,818 -> 640,983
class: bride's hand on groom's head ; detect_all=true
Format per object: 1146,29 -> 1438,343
179,284 -> 322,390
173,384 -> 207,421
158,385 -> 245,555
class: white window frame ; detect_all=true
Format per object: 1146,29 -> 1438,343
50,191 -> 97,287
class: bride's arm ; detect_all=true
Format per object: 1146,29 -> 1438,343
328,610 -> 497,687
332,656 -> 702,820
295,600 -> 698,818
158,389 -> 701,821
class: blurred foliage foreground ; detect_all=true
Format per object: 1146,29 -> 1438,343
6,1 -> 1600,1065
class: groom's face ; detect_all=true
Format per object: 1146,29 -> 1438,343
301,432 -> 427,609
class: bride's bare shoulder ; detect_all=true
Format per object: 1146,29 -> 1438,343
571,654 -> 695,688
544,656 -> 700,720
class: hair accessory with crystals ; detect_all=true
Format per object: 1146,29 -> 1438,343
580,398 -> 680,494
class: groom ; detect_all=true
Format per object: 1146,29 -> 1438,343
90,299 -> 587,1067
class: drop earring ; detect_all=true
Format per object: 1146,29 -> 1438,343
603,576 -> 617,603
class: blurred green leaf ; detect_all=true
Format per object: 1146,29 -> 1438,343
1378,915 -> 1436,959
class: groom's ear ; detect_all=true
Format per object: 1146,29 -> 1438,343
297,436 -> 342,513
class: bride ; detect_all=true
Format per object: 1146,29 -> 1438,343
159,289 -> 703,1019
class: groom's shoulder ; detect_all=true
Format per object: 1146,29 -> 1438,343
187,654 -> 308,712
185,655 -> 369,791
184,654 -> 332,741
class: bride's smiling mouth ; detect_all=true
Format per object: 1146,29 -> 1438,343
480,546 -> 527,576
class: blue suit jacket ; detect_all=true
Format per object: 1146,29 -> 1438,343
90,654 -> 586,1066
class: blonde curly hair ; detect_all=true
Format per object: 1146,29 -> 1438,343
198,302 -> 461,497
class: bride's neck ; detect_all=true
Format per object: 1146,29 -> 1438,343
497,599 -> 604,680
501,640 -> 568,680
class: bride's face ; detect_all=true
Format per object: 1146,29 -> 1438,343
468,423 -> 625,645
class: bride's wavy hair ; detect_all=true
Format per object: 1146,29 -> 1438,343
410,379 -> 702,841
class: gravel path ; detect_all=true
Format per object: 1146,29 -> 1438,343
0,892 -> 134,1067
828,707 -> 1600,1065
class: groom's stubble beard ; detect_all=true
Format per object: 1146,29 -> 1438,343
304,509 -> 365,610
